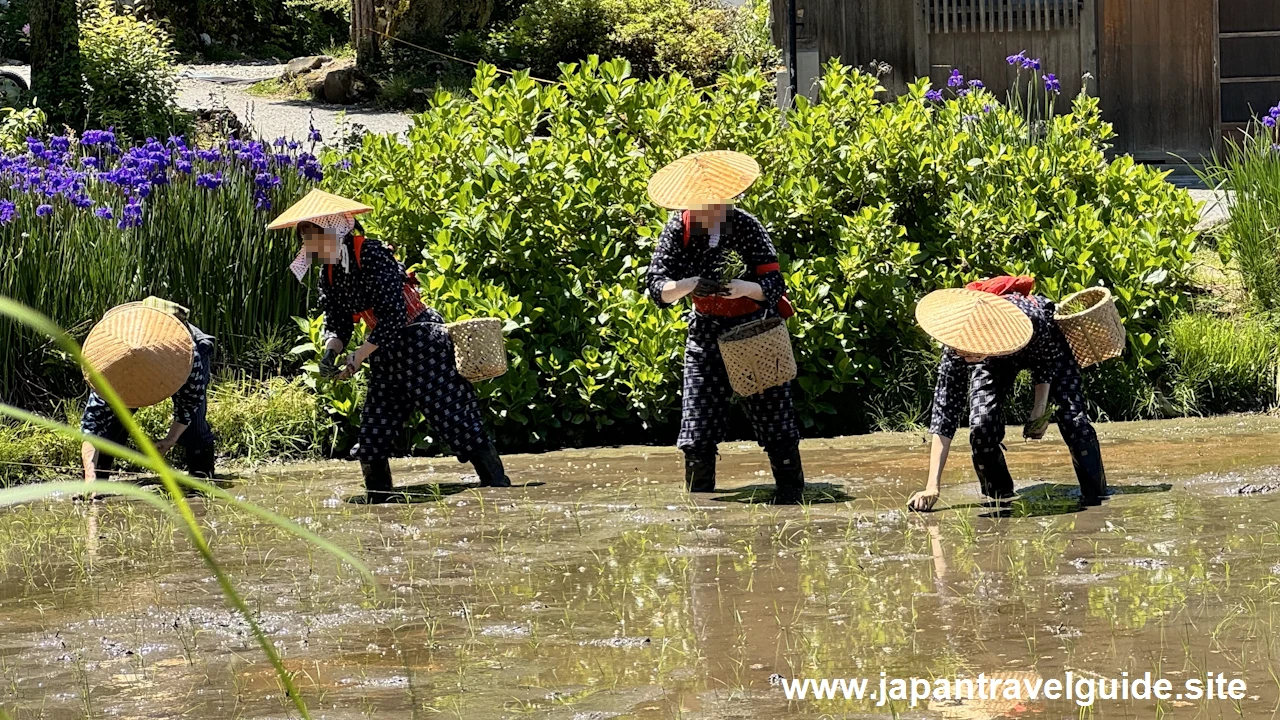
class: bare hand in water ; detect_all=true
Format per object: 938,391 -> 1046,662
908,488 -> 940,512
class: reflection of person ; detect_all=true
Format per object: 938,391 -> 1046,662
80,297 -> 217,482
270,189 -> 512,503
645,151 -> 805,504
908,278 -> 1106,512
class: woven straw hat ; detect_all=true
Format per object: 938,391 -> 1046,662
83,304 -> 194,409
915,288 -> 1033,357
266,189 -> 372,230
647,150 -> 760,209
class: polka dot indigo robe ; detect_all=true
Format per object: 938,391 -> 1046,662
320,235 -> 489,463
928,293 -> 1097,494
646,209 -> 801,457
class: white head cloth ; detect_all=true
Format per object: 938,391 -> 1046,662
288,213 -> 357,282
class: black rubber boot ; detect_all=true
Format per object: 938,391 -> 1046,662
1069,434 -> 1108,506
359,459 -> 397,504
972,445 -> 1016,500
684,451 -> 717,493
185,445 -> 216,479
768,446 -> 805,505
472,443 -> 512,488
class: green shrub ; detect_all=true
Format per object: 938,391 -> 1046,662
0,0 -> 31,63
487,0 -> 774,83
1166,313 -> 1278,414
149,0 -> 349,59
80,0 -> 184,138
324,58 -> 1199,451
0,107 -> 45,153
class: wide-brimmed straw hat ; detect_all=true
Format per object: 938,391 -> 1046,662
83,303 -> 194,409
647,150 -> 760,209
915,288 -> 1033,357
266,189 -> 372,231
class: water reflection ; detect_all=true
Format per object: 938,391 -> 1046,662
0,415 -> 1279,718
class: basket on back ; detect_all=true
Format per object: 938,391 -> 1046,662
1054,287 -> 1126,368
445,318 -> 507,382
718,317 -> 797,397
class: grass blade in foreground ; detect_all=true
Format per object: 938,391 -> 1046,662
0,296 -> 369,718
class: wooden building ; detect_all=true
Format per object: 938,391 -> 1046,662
771,0 -> 1280,161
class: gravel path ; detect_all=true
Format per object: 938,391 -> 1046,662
2,62 -> 414,144
175,62 -> 414,143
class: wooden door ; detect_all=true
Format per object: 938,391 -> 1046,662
1099,0 -> 1217,160
1219,0 -> 1280,128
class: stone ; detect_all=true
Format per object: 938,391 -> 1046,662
283,55 -> 334,80
314,60 -> 372,105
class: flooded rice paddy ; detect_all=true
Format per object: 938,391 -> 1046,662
6,415 -> 1280,718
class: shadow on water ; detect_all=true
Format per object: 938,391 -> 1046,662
344,481 -> 548,504
977,482 -> 1174,518
712,482 -> 854,505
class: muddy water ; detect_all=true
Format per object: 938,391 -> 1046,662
5,416 -> 1280,719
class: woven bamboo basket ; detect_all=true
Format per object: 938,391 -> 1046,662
445,318 -> 507,382
718,317 -> 797,397
1054,287 -> 1126,368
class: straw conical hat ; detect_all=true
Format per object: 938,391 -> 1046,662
647,150 -> 760,209
267,189 -> 372,230
83,304 -> 194,409
916,288 -> 1033,357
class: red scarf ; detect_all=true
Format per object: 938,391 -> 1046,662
966,275 -> 1034,296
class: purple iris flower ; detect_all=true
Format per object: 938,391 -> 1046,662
94,206 -> 114,220
254,172 -> 282,188
308,126 -> 322,143
948,69 -> 965,88
82,157 -> 99,169
196,172 -> 224,190
0,199 -> 15,224
1007,51 -> 1026,66
925,89 -> 944,103
968,79 -> 984,89
338,159 -> 352,170
1265,116 -> 1278,128
176,160 -> 193,174
1043,73 -> 1060,92
81,129 -> 116,146
255,191 -> 272,210
1022,57 -> 1041,70
36,204 -> 53,217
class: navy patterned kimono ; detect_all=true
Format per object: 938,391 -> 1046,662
319,234 -> 489,463
928,293 -> 1097,493
81,323 -> 216,466
646,208 -> 801,457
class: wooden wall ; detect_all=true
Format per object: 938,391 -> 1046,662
770,0 -> 1221,160
1098,0 -> 1217,159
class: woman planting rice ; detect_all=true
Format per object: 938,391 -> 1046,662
908,277 -> 1107,512
270,190 -> 512,503
81,297 -> 217,481
645,151 -> 805,504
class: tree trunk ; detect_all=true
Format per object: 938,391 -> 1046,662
352,0 -> 380,71
30,0 -> 86,129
